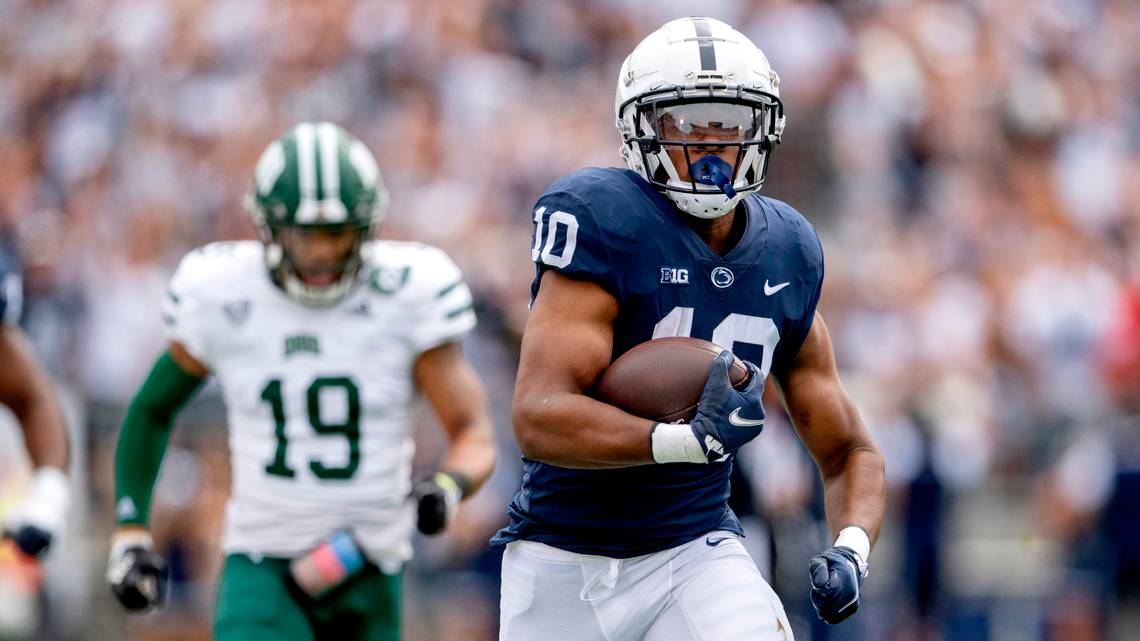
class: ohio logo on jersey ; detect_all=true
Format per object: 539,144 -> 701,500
660,267 -> 690,285
285,333 -> 321,357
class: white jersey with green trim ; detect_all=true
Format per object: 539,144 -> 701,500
161,240 -> 476,564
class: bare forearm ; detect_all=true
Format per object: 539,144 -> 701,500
18,395 -> 69,470
822,446 -> 886,545
514,392 -> 654,468
438,420 -> 497,495
1,330 -> 69,470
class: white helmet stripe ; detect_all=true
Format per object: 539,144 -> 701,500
318,122 -> 341,200
691,17 -> 716,70
317,122 -> 346,222
294,123 -> 318,222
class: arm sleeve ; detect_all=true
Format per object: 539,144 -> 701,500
410,250 -> 478,354
114,351 -> 206,526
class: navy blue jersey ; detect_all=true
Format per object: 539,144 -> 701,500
493,167 -> 824,557
0,248 -> 21,327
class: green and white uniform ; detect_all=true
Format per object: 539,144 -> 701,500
163,239 -> 475,567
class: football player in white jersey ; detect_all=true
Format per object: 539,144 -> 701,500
106,122 -> 497,641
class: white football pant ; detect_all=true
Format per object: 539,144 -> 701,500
499,531 -> 793,641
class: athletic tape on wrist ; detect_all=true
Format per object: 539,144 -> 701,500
834,526 -> 871,568
650,423 -> 707,464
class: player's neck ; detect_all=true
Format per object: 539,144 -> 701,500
681,204 -> 746,256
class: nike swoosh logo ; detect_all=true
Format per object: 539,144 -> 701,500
764,280 -> 790,296
728,407 -> 765,427
706,536 -> 731,547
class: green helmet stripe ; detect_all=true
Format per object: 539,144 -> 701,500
318,122 -> 345,222
295,122 -> 319,222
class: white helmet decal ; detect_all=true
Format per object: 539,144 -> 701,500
615,17 -> 786,219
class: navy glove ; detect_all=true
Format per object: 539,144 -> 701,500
690,350 -> 765,461
651,351 -> 765,463
413,472 -> 466,535
107,536 -> 168,613
809,546 -> 866,624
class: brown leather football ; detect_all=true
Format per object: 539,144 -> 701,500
595,337 -> 750,423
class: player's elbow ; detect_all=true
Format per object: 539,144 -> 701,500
822,441 -> 884,485
512,397 -> 555,461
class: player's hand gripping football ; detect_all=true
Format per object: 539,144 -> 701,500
107,529 -> 168,613
412,472 -> 466,535
2,467 -> 70,558
809,545 -> 867,624
651,350 -> 765,463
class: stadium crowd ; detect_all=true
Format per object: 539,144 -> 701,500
2,0 -> 1140,639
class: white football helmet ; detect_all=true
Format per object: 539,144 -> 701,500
616,17 -> 785,219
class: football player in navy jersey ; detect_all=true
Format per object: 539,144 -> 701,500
0,246 -> 71,560
495,17 -> 885,640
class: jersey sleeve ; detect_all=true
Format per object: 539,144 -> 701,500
530,175 -> 626,301
409,248 -> 477,354
771,216 -> 825,378
0,267 -> 22,327
162,249 -> 219,368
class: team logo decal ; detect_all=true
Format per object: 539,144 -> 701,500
369,266 -> 410,294
224,300 -> 251,326
347,301 -> 371,317
660,267 -> 690,285
284,333 -> 321,357
710,267 -> 734,289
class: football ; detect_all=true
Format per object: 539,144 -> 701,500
595,337 -> 751,423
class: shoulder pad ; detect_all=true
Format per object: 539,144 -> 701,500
754,196 -> 825,376
541,168 -> 661,240
367,241 -> 475,351
363,241 -> 464,298
530,168 -> 660,299
164,241 -> 262,365
755,196 -> 823,274
171,241 -> 264,299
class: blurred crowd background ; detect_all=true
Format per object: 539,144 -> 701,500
2,0 -> 1140,639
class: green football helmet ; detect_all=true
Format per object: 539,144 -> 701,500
246,122 -> 389,306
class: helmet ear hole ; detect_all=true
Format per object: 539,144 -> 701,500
638,138 -> 661,155
265,242 -> 283,268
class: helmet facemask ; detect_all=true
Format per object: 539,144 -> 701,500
619,87 -> 784,219
260,218 -> 375,308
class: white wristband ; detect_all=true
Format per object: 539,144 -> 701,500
834,526 -> 871,568
109,530 -> 154,560
21,467 -> 71,532
650,423 -> 707,464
